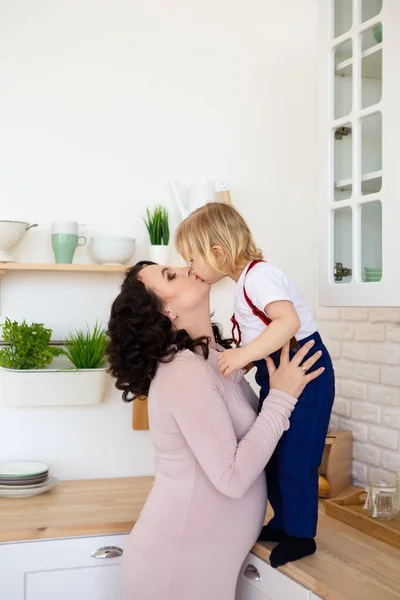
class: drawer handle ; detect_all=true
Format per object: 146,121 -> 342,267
91,545 -> 123,559
244,564 -> 261,581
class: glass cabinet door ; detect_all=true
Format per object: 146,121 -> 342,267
317,0 -> 397,306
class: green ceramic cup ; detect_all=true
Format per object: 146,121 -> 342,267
51,233 -> 87,264
373,24 -> 382,44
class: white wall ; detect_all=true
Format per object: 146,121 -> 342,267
0,0 -> 318,479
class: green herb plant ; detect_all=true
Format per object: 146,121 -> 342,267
0,318 -> 63,369
143,205 -> 170,245
64,323 -> 107,369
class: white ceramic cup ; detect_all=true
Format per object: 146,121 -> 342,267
51,221 -> 86,235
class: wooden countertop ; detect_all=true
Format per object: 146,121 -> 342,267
1,477 -> 399,600
0,477 -> 153,542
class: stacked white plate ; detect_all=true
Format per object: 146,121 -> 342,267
0,461 -> 58,498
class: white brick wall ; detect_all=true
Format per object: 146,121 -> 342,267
317,307 -> 400,486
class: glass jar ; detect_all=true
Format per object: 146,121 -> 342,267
366,483 -> 398,520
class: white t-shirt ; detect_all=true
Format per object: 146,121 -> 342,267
233,261 -> 318,347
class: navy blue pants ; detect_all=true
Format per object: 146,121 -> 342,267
254,332 -> 335,538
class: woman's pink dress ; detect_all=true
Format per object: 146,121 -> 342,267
123,348 -> 296,600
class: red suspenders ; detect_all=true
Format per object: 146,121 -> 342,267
230,260 -> 299,354
231,260 -> 270,346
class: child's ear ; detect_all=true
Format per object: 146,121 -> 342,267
211,245 -> 226,267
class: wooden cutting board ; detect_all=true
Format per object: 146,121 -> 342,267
324,486 -> 400,550
132,396 -> 149,430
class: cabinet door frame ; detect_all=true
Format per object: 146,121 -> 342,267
318,0 -> 400,306
0,533 -> 128,599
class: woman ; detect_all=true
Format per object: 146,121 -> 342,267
107,261 -> 324,600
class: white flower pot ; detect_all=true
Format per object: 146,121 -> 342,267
148,245 -> 170,264
0,366 -> 108,407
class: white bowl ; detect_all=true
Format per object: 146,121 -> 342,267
0,221 -> 38,261
90,235 -> 136,265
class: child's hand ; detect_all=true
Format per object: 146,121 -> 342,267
217,348 -> 249,377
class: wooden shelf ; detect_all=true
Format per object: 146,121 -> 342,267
0,263 -> 128,275
334,170 -> 382,194
336,43 -> 382,79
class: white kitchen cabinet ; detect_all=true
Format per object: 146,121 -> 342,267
236,558 -> 273,600
318,0 -> 400,306
236,576 -> 272,600
0,533 -> 127,600
235,552 -> 310,600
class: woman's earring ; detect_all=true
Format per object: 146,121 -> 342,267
165,310 -> 178,321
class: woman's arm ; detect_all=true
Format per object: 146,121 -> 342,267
164,341 -> 323,500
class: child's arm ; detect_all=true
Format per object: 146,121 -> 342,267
243,300 -> 300,361
217,301 -> 300,377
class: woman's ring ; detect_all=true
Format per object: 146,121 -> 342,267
301,365 -> 307,373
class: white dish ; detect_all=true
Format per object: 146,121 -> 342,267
0,476 -> 58,498
90,235 -> 135,266
0,477 -> 50,490
0,461 -> 49,478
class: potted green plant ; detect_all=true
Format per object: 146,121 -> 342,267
143,205 -> 170,263
0,318 -> 64,369
64,323 -> 108,369
0,319 -> 108,407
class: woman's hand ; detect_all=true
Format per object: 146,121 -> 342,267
267,340 -> 324,399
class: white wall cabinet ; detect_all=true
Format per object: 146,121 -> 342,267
235,553 -> 310,600
0,534 -> 127,600
318,0 -> 400,306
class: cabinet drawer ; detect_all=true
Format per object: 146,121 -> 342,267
239,553 -> 309,600
0,534 -> 129,600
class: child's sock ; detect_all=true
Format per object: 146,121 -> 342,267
257,525 -> 284,542
269,535 -> 316,568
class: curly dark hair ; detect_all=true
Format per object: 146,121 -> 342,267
106,261 -> 232,402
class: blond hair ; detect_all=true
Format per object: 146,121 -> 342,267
175,202 -> 263,275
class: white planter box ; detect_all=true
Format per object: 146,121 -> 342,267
0,365 -> 108,407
